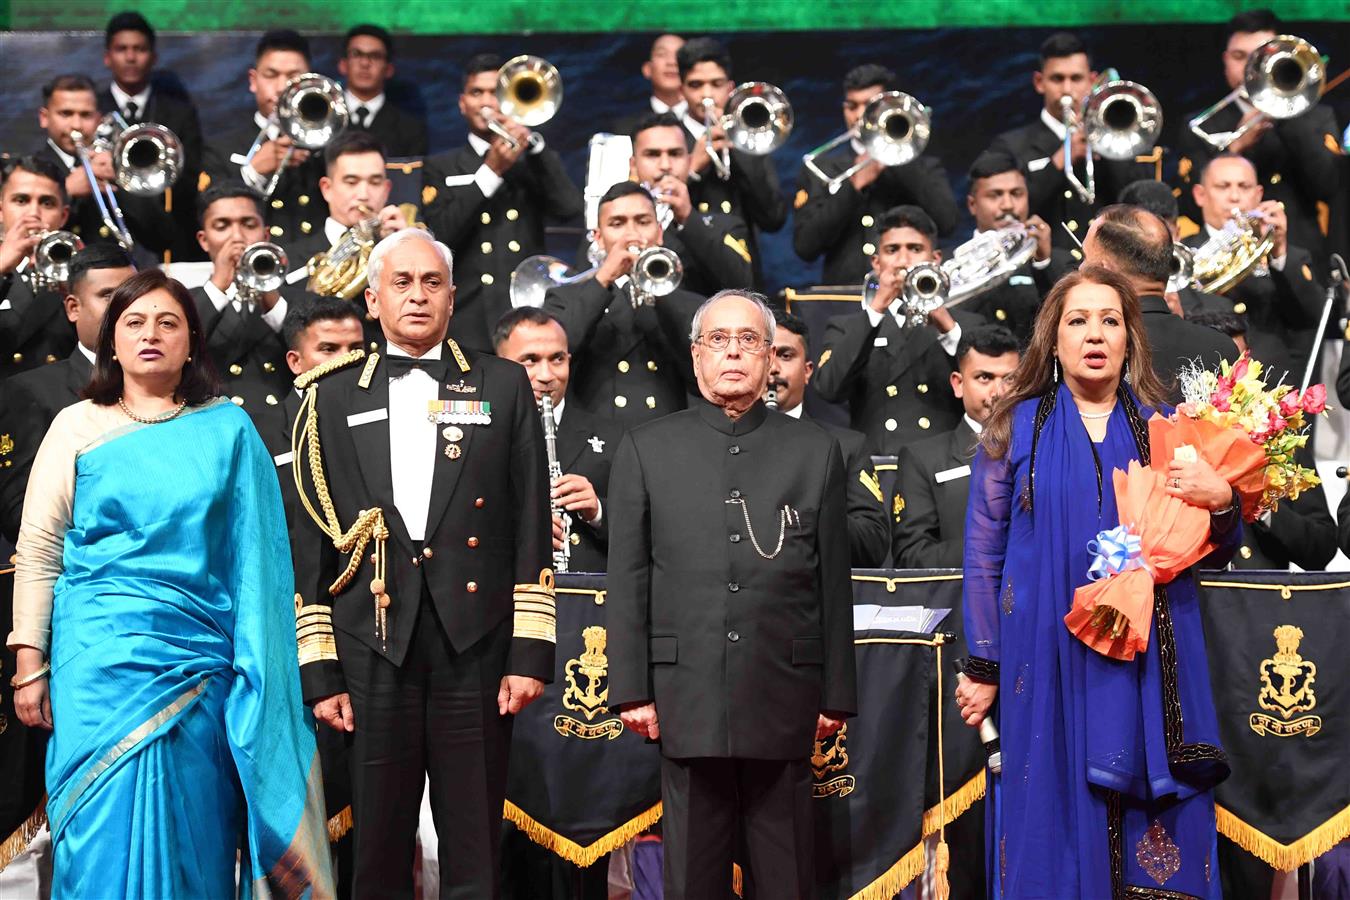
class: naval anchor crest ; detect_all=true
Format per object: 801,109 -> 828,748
811,724 -> 855,798
554,625 -> 623,740
1249,625 -> 1322,738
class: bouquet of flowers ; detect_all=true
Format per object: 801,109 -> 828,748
1064,353 -> 1326,661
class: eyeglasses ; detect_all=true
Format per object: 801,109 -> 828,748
347,49 -> 389,64
697,330 -> 768,353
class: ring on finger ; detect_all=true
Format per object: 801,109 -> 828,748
1171,477 -> 1180,489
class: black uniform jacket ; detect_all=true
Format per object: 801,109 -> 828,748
1180,234 -> 1324,381
606,400 -> 858,760
553,402 -> 624,573
293,342 -> 554,703
814,416 -> 889,568
0,274 -> 76,381
891,418 -> 978,569
543,279 -> 702,429
0,348 -> 91,541
202,131 -> 327,246
421,143 -> 583,351
352,100 -> 429,159
987,117 -> 1154,251
1138,293 -> 1240,403
189,285 -> 294,412
792,147 -> 959,285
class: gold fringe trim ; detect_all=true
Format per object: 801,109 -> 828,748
327,805 -> 352,843
0,797 -> 47,873
1216,802 -> 1350,872
848,834 -> 928,900
922,770 -> 987,837
503,799 -> 662,868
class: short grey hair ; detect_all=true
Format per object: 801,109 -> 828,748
367,228 -> 454,290
689,289 -> 777,344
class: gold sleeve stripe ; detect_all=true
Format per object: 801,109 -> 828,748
296,602 -> 338,665
298,634 -> 339,667
859,468 -> 883,503
513,569 -> 557,643
723,233 -> 752,264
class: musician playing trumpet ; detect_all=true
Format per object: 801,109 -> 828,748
0,156 -> 77,379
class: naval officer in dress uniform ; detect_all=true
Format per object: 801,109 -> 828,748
607,289 -> 857,898
293,227 -> 555,899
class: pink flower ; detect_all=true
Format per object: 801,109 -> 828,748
1279,391 -> 1302,418
1212,382 -> 1233,411
1231,354 -> 1250,381
1301,384 -> 1327,416
1267,409 -> 1287,436
1176,402 -> 1198,418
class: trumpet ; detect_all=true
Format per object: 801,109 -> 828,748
235,242 -> 289,302
628,244 -> 682,307
485,55 -> 561,152
890,222 -> 1039,328
803,90 -> 931,192
1167,242 -> 1195,294
1189,35 -> 1323,151
238,74 -> 348,200
1062,70 -> 1162,204
20,230 -> 85,292
700,82 -> 794,180
1189,209 -> 1275,295
69,128 -> 132,250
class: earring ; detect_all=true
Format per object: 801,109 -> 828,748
186,355 -> 193,363
111,353 -> 117,361
1122,357 -> 1130,383
1053,356 -> 1060,383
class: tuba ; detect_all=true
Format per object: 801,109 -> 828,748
235,242 -> 289,302
486,55 -> 561,152
894,223 -> 1039,328
1062,70 -> 1162,203
1189,210 -> 1275,295
701,82 -> 793,180
803,91 -> 931,192
1189,36 -> 1323,151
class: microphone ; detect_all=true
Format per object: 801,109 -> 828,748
955,659 -> 1001,774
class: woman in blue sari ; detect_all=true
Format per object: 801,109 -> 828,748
9,269 -> 332,898
956,267 -> 1240,898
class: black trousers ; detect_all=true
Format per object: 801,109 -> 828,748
336,596 -> 514,900
660,755 -> 815,900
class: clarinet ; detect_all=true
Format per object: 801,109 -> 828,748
539,394 -> 572,573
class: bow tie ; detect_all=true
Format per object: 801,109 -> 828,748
385,354 -> 442,379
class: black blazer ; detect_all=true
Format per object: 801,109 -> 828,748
0,274 -> 76,381
189,285 -> 292,412
987,117 -> 1153,251
606,401 -> 858,760
296,343 -> 553,702
1138,293 -> 1239,402
792,146 -> 959,285
1180,235 -> 1324,380
810,307 -> 967,453
420,143 -> 583,351
202,131 -> 327,246
1177,103 -> 1341,269
552,403 -> 624,573
0,348 -> 91,541
98,85 -> 206,261
353,100 -> 428,159
890,418 -> 978,569
960,249 -> 1075,342
1231,469 -> 1336,571
814,417 -> 889,568
543,279 -> 702,429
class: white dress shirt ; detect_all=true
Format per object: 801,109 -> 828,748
345,90 -> 385,128
651,95 -> 689,119
201,279 -> 288,332
682,112 -> 707,141
783,402 -> 804,419
110,83 -> 152,121
387,341 -> 442,542
964,413 -> 984,435
1204,222 -> 1285,272
861,297 -> 962,357
46,139 -> 75,171
77,342 -> 96,365
1026,107 -> 1071,174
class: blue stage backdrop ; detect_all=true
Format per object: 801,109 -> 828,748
1,24 -> 1346,292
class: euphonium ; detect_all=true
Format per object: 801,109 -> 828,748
539,394 -> 571,573
235,242 -> 289,302
803,90 -> 931,192
1189,210 -> 1275,295
895,222 -> 1039,328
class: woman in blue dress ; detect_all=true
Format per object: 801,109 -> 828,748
956,267 -> 1240,898
9,269 -> 332,898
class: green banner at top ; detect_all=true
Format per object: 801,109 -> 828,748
6,0 -> 1349,33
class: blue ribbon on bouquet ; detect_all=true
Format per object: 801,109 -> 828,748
1086,525 -> 1146,582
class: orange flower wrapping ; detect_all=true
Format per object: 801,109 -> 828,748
1064,414 -> 1266,661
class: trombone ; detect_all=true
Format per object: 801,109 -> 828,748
69,128 -> 132,250
1061,70 -> 1162,204
1189,35 -> 1323,151
803,91 -> 931,192
238,74 -> 348,200
234,241 -> 289,303
93,112 -> 185,196
699,82 -> 793,181
485,55 -> 562,153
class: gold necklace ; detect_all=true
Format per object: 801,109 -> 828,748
118,396 -> 188,424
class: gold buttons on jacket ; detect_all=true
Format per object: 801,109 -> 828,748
265,395 -> 278,405
263,362 -> 275,373
615,396 -> 628,408
919,417 -> 931,429
300,222 -> 313,234
475,497 -> 485,508
481,212 -> 492,224
467,581 -> 478,593
229,364 -> 243,375
1240,546 -> 1253,559
506,208 -> 520,221
886,385 -> 898,397
1270,173 -> 1282,185
422,548 -> 434,559
1064,190 -> 1074,200
995,309 -> 1007,321
647,360 -> 658,372
917,383 -> 928,394
1067,220 -> 1079,232
481,273 -> 494,285
570,533 -> 580,546
508,240 -> 521,252
45,354 -> 57,364
298,195 -> 310,206
1233,302 -> 1248,315
231,396 -> 245,406
270,226 -> 284,237
271,199 -> 284,209
885,418 -> 897,432
11,353 -> 22,364
481,242 -> 493,254
862,242 -> 876,255
861,215 -> 874,227
646,397 -> 656,409
618,360 -> 630,373
467,537 -> 479,548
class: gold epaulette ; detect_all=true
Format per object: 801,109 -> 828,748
294,348 -> 367,391
513,569 -> 558,644
447,338 -> 471,374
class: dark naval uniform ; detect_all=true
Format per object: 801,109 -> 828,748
1179,234 -> 1324,381
189,284 -> 293,412
810,306 -> 970,455
543,279 -> 702,429
808,414 -> 889,568
421,141 -> 583,351
551,401 -> 624,574
987,115 -> 1155,251
34,140 -> 177,256
961,247 -> 1075,341
291,340 -> 554,898
202,121 -> 327,247
606,399 -> 857,898
890,417 -> 978,569
1229,446 -> 1336,571
657,209 -> 753,297
0,273 -> 76,381
792,148 -> 959,285
1137,293 -> 1240,403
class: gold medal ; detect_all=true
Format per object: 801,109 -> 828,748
444,443 -> 462,460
